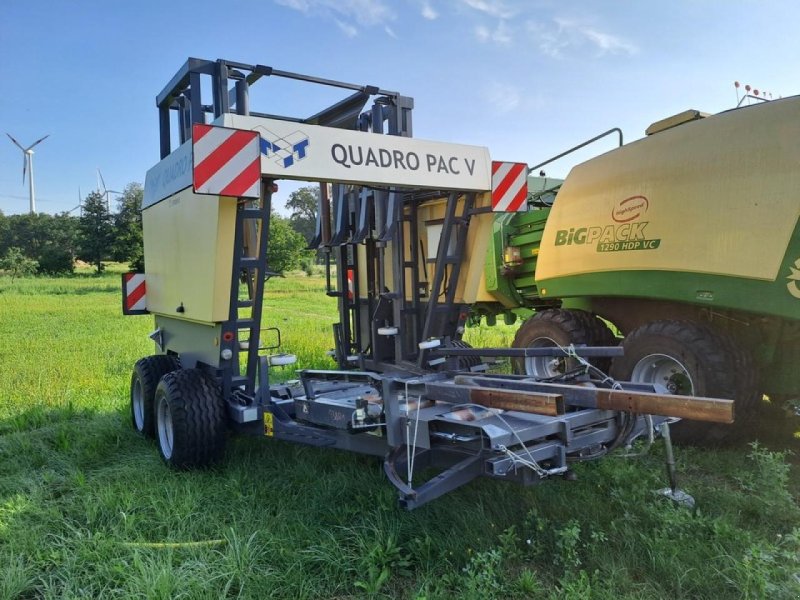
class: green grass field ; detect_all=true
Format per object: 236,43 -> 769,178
1,270 -> 799,599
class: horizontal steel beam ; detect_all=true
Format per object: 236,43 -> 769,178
453,376 -> 734,424
431,345 -> 624,358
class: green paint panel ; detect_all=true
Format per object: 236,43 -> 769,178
486,206 -> 799,323
509,231 -> 546,246
527,213 -> 800,322
514,275 -> 537,288
539,268 -> 798,321
483,212 -> 524,308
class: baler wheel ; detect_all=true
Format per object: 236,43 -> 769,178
610,320 -> 746,443
511,309 -> 594,377
155,369 -> 226,469
451,339 -> 482,370
571,310 -> 618,373
130,354 -> 180,438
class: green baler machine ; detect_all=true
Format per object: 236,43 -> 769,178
480,97 -> 800,438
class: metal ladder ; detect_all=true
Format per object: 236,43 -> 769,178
223,180 -> 273,398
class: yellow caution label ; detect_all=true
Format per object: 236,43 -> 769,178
263,412 -> 274,437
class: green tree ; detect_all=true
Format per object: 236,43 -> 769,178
78,191 -> 113,273
0,247 -> 38,280
0,210 -> 9,256
39,213 -> 78,274
112,182 -> 144,270
267,212 -> 309,275
2,212 -> 78,274
286,186 -> 319,247
4,213 -> 48,259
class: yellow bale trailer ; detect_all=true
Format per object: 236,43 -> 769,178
123,58 -> 732,509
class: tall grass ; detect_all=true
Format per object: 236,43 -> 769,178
0,271 -> 798,598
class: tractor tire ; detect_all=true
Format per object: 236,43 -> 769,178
511,309 -> 594,378
130,354 -> 180,438
452,339 -> 482,371
155,369 -> 226,469
715,329 -> 762,436
609,320 -> 748,444
570,310 -> 618,374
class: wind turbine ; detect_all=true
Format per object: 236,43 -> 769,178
6,133 -> 49,215
97,168 -> 121,211
67,187 -> 83,216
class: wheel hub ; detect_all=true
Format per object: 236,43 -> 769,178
157,395 -> 174,459
631,353 -> 695,395
132,379 -> 144,429
524,336 -> 572,378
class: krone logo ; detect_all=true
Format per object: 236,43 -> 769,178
612,195 -> 649,223
787,257 -> 800,299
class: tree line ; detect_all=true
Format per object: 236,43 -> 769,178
0,184 -> 322,278
0,184 -> 143,277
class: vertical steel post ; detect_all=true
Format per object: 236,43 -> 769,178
235,79 -> 250,116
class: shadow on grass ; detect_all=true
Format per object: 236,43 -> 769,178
0,403 -> 100,435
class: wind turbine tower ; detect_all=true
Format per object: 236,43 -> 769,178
6,133 -> 49,215
97,169 -> 121,211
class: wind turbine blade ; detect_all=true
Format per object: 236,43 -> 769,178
26,134 -> 50,151
22,155 -> 27,184
98,169 -> 107,193
6,132 -> 24,151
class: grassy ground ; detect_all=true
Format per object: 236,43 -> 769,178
1,270 -> 799,599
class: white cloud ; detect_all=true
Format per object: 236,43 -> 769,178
274,1 -> 636,55
347,0 -> 394,26
463,1 -> 516,46
275,0 -> 395,31
579,26 -> 637,55
527,21 -> 567,58
484,82 -> 521,113
462,0 -> 515,20
474,20 -> 512,45
528,18 -> 637,58
421,1 -> 438,20
276,0 -> 309,9
335,19 -> 358,37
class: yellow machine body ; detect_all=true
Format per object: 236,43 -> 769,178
142,188 -> 237,324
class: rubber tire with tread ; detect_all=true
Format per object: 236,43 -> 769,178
155,369 -> 226,469
570,309 -> 618,374
452,339 -> 482,370
511,309 -> 594,377
609,320 -> 748,443
130,354 -> 180,438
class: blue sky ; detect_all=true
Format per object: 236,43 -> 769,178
1,0 -> 797,215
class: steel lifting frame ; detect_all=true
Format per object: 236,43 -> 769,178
154,57 -> 414,404
155,57 -> 412,158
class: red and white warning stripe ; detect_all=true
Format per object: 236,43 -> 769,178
122,273 -> 148,314
193,124 -> 261,199
491,161 -> 529,212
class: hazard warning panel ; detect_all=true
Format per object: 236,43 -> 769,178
491,161 -> 529,212
192,124 -> 261,199
122,273 -> 148,315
